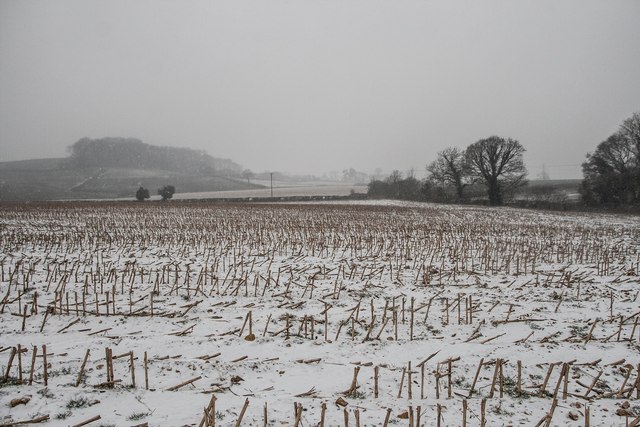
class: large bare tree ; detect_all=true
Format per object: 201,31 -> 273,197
465,136 -> 527,205
619,111 -> 640,160
582,111 -> 640,205
427,147 -> 470,200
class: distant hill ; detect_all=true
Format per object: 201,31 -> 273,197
0,138 -> 263,201
66,137 -> 242,175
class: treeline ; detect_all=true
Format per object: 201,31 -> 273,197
66,137 -> 242,176
581,112 -> 640,207
369,111 -> 640,209
369,136 -> 527,205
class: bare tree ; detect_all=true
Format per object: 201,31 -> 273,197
581,112 -> 640,206
135,186 -> 150,202
158,185 -> 175,201
619,112 -> 640,149
241,169 -> 254,184
427,147 -> 470,200
465,136 -> 527,205
582,132 -> 638,205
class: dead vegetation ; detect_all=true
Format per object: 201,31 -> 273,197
0,201 -> 638,426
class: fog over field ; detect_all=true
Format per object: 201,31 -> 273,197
1,1 -> 640,179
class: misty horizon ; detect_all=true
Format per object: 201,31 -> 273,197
2,1 -> 640,180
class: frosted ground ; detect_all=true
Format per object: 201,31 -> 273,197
0,201 -> 638,426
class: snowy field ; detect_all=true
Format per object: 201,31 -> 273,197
1,201 -> 639,426
136,183 -> 368,201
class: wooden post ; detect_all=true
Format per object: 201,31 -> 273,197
129,351 -> 136,388
324,303 -> 329,342
42,344 -> 48,386
447,359 -> 453,399
468,358 -> 484,397
263,402 -> 268,427
489,359 -> 500,398
498,359 -> 504,398
105,347 -> 111,385
552,363 -> 567,399
539,363 -> 555,397
397,367 -> 406,398
637,363 -> 640,399
21,305 -> 27,332
408,361 -> 413,399
29,346 -> 37,385
585,406 -> 590,427
410,297 -> 415,340
234,398 -> 250,427
144,351 -> 149,390
420,363 -> 425,399
285,315 -> 290,340
393,306 -> 398,341
583,371 -> 602,398
345,366 -> 360,396
374,366 -> 379,398
444,298 -> 449,325
3,347 -> 16,381
517,360 -> 522,396
293,402 -> 303,427
382,408 -> 392,427
480,398 -> 486,427
76,349 -> 90,387
320,402 -> 326,427
17,344 -> 23,384
107,347 -> 114,386
462,399 -> 467,427
543,399 -> 558,427
262,314 -> 272,337
562,363 -> 569,400
200,394 -> 217,427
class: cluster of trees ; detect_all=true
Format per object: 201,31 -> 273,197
342,168 -> 369,184
370,111 -> 640,209
369,136 -> 528,205
368,170 -> 425,201
135,185 -> 175,202
581,112 -> 640,206
66,137 -> 242,176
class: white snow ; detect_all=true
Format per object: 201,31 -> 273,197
0,201 -> 638,426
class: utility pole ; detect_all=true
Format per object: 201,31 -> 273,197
270,172 -> 273,198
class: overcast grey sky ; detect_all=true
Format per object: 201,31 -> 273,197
1,0 -> 639,179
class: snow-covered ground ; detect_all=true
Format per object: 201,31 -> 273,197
0,201 -> 638,426
171,184 -> 368,200
117,182 -> 368,201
